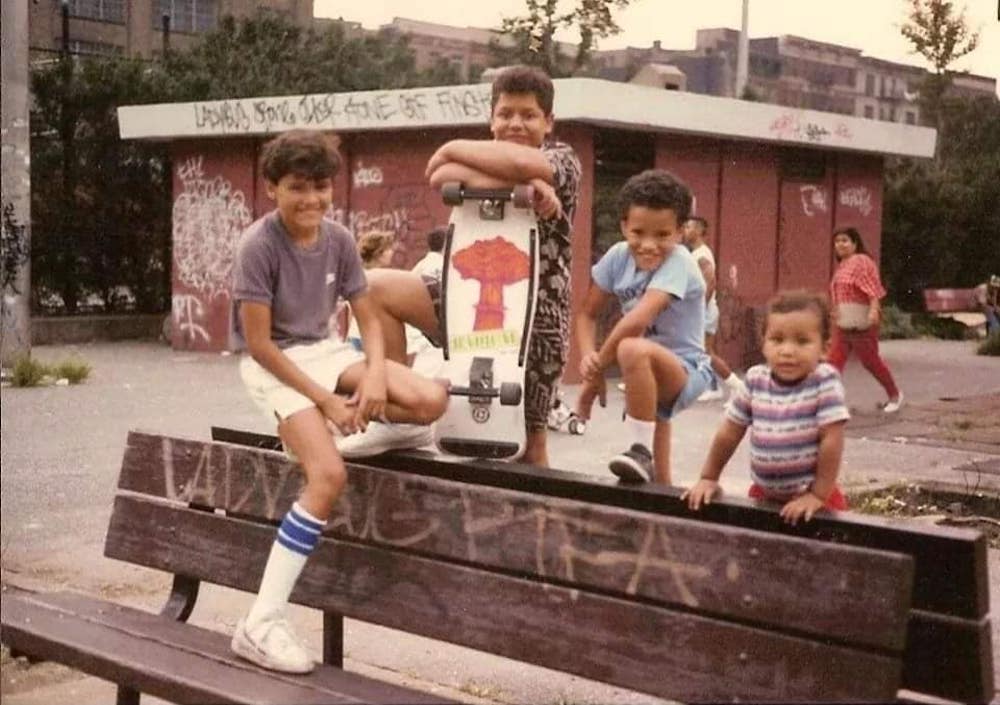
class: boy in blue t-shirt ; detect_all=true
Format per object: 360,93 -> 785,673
575,169 -> 712,484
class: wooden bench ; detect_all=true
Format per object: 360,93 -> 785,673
0,429 -> 991,704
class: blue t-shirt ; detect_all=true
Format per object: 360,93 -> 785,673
592,241 -> 707,361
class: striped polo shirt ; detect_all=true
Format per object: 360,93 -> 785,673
725,362 -> 850,497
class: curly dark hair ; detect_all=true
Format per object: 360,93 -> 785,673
491,65 -> 554,116
617,169 -> 692,223
260,129 -> 341,183
765,289 -> 832,342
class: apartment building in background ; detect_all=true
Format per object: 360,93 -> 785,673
29,3 -> 996,124
28,0 -> 316,61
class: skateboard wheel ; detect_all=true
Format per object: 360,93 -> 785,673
442,181 -> 463,206
569,419 -> 586,435
499,382 -> 522,406
511,184 -> 533,209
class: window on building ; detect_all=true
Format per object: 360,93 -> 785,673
865,73 -> 874,96
864,105 -> 874,119
905,111 -> 916,125
68,0 -> 125,23
154,0 -> 217,33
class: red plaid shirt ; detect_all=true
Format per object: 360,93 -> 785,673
830,254 -> 885,305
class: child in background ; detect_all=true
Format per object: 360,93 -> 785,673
575,169 -> 713,484
683,290 -> 850,525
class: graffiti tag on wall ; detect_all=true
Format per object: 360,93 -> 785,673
189,85 -> 493,135
769,113 -> 853,145
799,185 -> 829,217
838,186 -> 873,217
172,156 -> 252,301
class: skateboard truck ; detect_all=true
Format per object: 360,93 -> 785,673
447,357 -> 522,412
441,182 -> 534,221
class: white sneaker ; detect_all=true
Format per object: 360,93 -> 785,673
698,387 -> 725,402
231,612 -> 314,674
336,422 -> 434,458
882,393 -> 904,414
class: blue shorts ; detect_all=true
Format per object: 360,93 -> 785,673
656,354 -> 714,420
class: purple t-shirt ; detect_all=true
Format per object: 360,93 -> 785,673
231,211 -> 366,349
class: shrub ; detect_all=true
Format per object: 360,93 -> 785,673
53,358 -> 92,384
10,356 -> 49,387
911,313 -> 970,340
879,304 -> 918,339
978,332 -> 1000,356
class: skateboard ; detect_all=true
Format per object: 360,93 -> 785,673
433,182 -> 538,459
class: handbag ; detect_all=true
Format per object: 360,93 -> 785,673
837,302 -> 871,331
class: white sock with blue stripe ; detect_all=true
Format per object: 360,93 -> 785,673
246,502 -> 324,628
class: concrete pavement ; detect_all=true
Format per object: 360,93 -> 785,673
2,338 -> 998,703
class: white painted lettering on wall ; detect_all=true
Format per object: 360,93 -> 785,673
190,86 -> 493,135
172,156 -> 252,301
172,293 -> 210,344
352,162 -> 383,189
838,186 -> 873,217
769,112 -> 853,144
799,185 -> 828,217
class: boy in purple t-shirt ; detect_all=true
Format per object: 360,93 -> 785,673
230,130 -> 446,673
683,290 -> 850,525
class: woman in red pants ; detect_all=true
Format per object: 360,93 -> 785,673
828,227 -> 903,413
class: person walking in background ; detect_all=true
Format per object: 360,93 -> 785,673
827,227 -> 903,413
682,216 -> 745,401
973,275 -> 1000,337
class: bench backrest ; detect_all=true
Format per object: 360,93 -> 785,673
107,431 -> 920,703
924,288 -> 978,313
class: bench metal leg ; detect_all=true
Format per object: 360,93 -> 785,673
323,612 -> 343,667
115,685 -> 139,705
159,574 -> 200,622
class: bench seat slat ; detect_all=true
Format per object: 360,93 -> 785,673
105,494 -> 904,704
0,588 -> 454,705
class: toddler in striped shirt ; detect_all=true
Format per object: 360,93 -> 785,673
683,290 -> 850,525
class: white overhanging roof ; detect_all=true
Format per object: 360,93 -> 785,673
117,77 -> 936,159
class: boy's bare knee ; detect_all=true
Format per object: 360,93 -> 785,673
617,337 -> 648,368
303,460 -> 346,503
414,384 -> 448,424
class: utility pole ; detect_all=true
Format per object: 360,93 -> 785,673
1,0 -> 32,366
735,0 -> 750,99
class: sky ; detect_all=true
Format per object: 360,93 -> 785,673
315,0 -> 999,84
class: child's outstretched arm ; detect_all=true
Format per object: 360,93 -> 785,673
425,140 -> 554,185
574,280 -> 614,420
595,288 -> 671,370
683,419 -> 746,510
780,420 -> 846,525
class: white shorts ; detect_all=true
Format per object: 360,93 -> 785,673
705,299 -> 720,336
239,339 -> 364,423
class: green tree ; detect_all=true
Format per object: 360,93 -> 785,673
900,0 -> 980,127
29,10 -> 463,315
492,0 -> 632,77
31,55 -> 172,314
882,95 -> 1000,308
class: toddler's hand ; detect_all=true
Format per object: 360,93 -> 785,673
579,350 -> 601,381
780,492 -> 825,525
682,479 -> 720,511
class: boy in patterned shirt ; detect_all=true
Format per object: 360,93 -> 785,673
683,290 -> 851,525
355,65 -> 581,467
